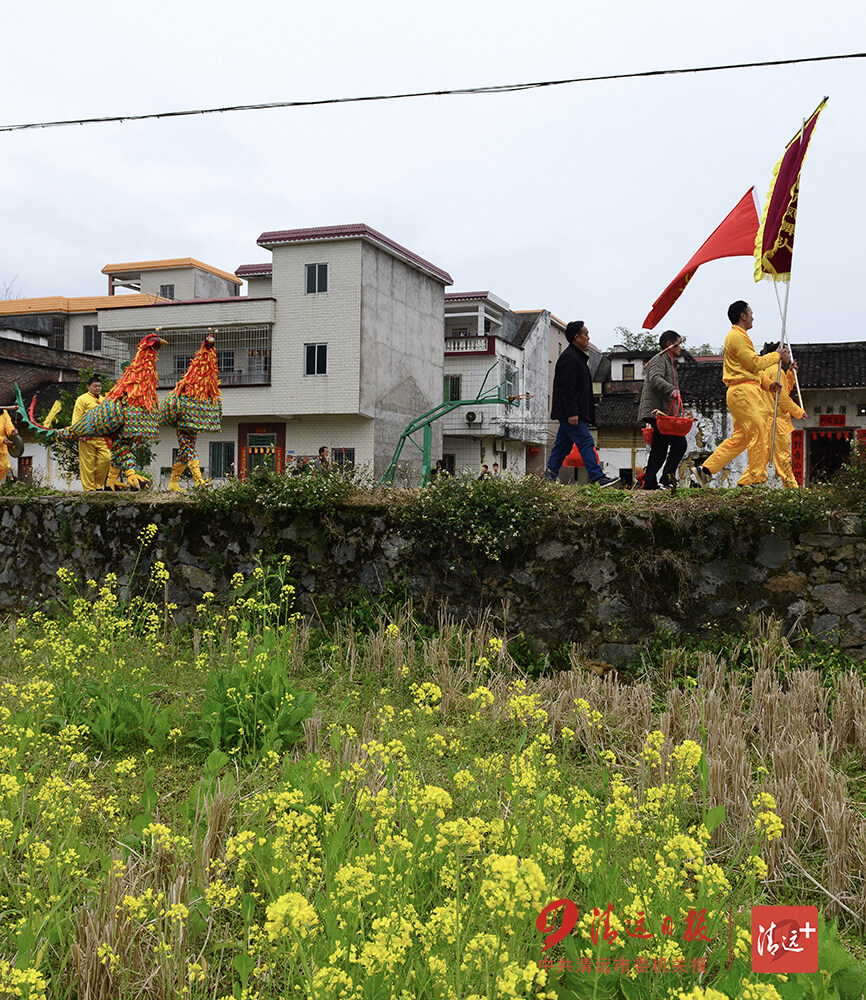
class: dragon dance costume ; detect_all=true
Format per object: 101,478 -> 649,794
159,333 -> 223,490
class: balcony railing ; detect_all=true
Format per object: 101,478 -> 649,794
445,336 -> 492,354
157,369 -> 270,389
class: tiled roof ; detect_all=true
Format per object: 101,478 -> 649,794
770,342 -> 866,389
498,311 -> 540,349
513,309 -> 567,332
257,224 -> 452,285
235,263 -> 273,277
676,361 -> 727,404
445,291 -> 489,301
101,258 -> 242,285
0,293 -> 170,316
596,393 -> 640,427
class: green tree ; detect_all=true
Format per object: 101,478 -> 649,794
611,326 -> 658,351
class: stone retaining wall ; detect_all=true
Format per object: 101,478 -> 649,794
1,497 -> 864,661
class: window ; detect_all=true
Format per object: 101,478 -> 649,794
444,375 -> 462,402
622,363 -> 635,380
331,447 -> 355,471
305,263 -> 328,294
305,343 -> 327,375
209,441 -> 235,478
83,325 -> 101,352
215,350 -> 235,375
247,432 -> 276,472
49,317 -> 65,350
247,348 -> 271,382
501,361 -> 519,399
174,355 -> 193,373
159,284 -> 175,299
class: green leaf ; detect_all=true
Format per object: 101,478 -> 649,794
703,805 -> 726,834
241,893 -> 257,924
205,749 -> 230,778
232,953 -> 254,986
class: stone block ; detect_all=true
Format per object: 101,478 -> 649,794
598,643 -> 639,664
765,572 -> 808,595
813,583 -> 866,616
756,534 -> 791,569
812,614 -> 840,643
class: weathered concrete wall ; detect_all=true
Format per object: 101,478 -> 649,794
1,497 -> 864,661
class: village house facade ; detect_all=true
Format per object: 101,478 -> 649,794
441,292 -> 566,476
1,228 -> 452,485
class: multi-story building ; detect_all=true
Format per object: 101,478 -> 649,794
442,292 -> 566,476
96,225 -> 452,481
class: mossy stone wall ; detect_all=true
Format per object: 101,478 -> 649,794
1,497 -> 864,661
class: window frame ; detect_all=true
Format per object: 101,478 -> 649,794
209,441 -> 235,479
444,374 -> 462,403
83,325 -> 101,352
304,343 -> 328,376
305,263 -> 328,294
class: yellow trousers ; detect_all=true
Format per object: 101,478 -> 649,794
0,449 -> 9,485
704,382 -> 769,486
78,439 -> 111,491
767,421 -> 798,488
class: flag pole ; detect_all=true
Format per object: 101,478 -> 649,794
768,283 -> 789,470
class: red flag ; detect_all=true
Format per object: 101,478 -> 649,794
642,188 -> 759,330
754,97 -> 828,282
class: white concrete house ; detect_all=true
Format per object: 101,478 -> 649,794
97,225 -> 452,482
441,292 -> 564,476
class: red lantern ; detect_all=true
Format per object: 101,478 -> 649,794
563,445 -> 600,468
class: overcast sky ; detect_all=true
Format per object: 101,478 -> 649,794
3,0 -> 864,352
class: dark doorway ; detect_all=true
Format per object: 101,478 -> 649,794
809,432 -> 851,482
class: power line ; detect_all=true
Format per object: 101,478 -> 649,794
2,51 -> 864,134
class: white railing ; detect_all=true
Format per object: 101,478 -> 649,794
445,336 -> 489,353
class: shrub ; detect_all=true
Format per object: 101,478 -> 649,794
396,474 -> 563,558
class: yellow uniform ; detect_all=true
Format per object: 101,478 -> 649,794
703,326 -> 780,486
72,392 -> 111,490
764,369 -> 806,488
0,410 -> 14,484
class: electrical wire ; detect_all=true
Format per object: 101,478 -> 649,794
1,51 -> 864,134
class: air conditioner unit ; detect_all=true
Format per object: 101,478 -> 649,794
465,411 -> 483,425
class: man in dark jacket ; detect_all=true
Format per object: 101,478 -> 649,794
545,321 -> 620,486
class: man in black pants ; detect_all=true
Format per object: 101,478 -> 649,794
545,321 -> 620,487
638,330 -> 688,490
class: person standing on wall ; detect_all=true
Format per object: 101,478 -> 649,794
695,301 -> 787,487
545,321 -> 620,487
72,376 -> 111,491
638,331 -> 688,490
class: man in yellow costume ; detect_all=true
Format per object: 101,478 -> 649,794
695,300 -> 788,487
72,376 -> 111,490
762,353 -> 806,488
0,407 -> 16,486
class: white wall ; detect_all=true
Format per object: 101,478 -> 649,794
359,243 -> 446,476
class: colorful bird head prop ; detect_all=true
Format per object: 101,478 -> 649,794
172,328 -> 222,401
105,328 -> 168,409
